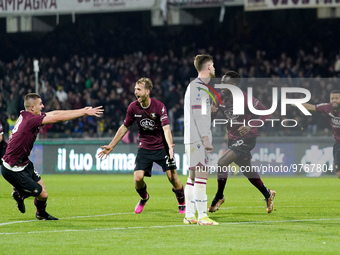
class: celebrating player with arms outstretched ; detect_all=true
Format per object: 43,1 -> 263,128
2,93 -> 103,220
302,90 -> 340,178
98,77 -> 185,214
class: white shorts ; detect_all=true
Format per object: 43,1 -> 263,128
185,140 -> 210,170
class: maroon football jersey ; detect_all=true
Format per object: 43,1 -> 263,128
123,98 -> 170,150
316,103 -> 340,142
0,120 -> 7,154
3,111 -> 46,166
0,121 -> 4,135
216,91 -> 271,140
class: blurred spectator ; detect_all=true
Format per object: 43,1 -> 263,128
56,86 -> 68,108
7,114 -> 18,136
6,92 -> 20,116
1,13 -> 340,139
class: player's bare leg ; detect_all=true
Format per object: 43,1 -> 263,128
35,179 -> 58,220
166,169 -> 185,213
337,171 -> 340,178
239,160 -> 276,213
209,149 -> 236,213
134,170 -> 149,213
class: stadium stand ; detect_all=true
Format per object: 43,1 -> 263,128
0,9 -> 340,139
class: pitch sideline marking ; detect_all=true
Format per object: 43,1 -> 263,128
1,204 -> 340,226
0,217 -> 339,236
0,212 -> 136,226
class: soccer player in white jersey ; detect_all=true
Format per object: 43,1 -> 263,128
183,54 -> 218,225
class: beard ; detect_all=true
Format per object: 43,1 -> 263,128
332,103 -> 340,110
209,72 -> 215,78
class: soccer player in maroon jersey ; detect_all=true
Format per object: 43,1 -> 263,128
98,77 -> 185,214
1,93 -> 104,220
0,120 -> 7,163
208,70 -> 276,213
302,90 -> 340,178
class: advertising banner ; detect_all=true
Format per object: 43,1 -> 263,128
167,0 -> 242,7
245,0 -> 340,11
29,138 -> 336,177
0,0 -> 156,16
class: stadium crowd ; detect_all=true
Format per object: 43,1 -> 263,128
1,11 -> 340,139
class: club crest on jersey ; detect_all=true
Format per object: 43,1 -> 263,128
150,112 -> 157,119
223,107 -> 239,120
140,118 -> 155,130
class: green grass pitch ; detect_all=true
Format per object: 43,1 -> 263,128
0,174 -> 339,254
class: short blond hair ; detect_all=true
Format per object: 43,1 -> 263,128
194,54 -> 213,72
136,77 -> 153,91
24,93 -> 41,110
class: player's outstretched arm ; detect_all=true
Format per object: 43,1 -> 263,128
43,106 -> 104,124
162,124 -> 175,159
301,103 -> 316,112
98,124 -> 129,159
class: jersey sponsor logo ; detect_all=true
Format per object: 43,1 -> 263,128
134,114 -> 142,117
231,140 -> 244,147
160,115 -> 168,121
331,117 -> 340,127
140,118 -> 155,130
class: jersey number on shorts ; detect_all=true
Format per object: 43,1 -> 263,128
165,155 -> 176,167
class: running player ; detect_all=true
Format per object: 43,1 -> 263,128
1,93 -> 103,220
0,120 -> 7,164
208,70 -> 276,213
98,77 -> 185,214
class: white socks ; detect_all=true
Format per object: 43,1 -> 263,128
194,177 -> 208,219
184,177 -> 196,218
